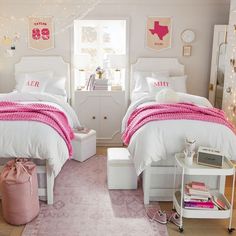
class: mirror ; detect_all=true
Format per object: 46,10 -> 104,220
209,25 -> 228,109
215,42 -> 226,108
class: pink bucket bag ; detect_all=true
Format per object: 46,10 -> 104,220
0,159 -> 39,225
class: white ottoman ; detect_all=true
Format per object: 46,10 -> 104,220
72,129 -> 96,162
107,148 -> 137,189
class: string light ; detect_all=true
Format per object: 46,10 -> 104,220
225,24 -> 236,126
0,0 -> 102,41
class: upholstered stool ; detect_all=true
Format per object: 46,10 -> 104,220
72,129 -> 96,162
107,148 -> 137,189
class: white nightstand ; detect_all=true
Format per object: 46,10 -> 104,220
73,90 -> 126,146
173,153 -> 235,233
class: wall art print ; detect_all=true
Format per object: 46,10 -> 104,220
146,16 -> 172,51
28,16 -> 54,51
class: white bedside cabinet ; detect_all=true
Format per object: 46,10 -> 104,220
73,90 -> 126,146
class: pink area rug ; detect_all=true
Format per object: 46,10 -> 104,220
22,155 -> 169,236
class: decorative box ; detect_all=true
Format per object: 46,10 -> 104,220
107,148 -> 137,189
72,129 -> 96,162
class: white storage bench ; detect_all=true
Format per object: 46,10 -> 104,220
72,129 -> 96,162
107,148 -> 137,189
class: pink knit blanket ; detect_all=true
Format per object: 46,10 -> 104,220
0,101 -> 74,157
122,103 -> 235,145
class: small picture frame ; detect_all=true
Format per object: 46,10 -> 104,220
182,45 -> 192,57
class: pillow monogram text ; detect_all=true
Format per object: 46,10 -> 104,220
154,81 -> 169,88
27,80 -> 40,87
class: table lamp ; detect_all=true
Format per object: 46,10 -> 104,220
107,54 -> 126,88
74,54 -> 91,89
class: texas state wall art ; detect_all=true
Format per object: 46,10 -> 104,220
146,16 -> 172,51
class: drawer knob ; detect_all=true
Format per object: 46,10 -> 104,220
104,116 -> 107,120
226,87 -> 232,94
92,116 -> 96,119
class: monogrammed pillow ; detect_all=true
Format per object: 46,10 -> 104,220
15,71 -> 53,93
133,70 -> 170,92
146,76 -> 173,96
21,74 -> 48,93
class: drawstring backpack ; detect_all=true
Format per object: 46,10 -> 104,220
0,159 -> 39,225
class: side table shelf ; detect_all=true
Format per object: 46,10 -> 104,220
173,191 -> 231,219
173,153 -> 235,233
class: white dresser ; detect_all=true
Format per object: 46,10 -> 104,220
74,90 -> 126,146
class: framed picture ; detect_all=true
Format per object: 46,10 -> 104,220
183,45 -> 192,57
146,16 -> 172,51
28,16 -> 54,51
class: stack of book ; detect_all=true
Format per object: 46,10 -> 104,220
184,181 -> 217,210
93,79 -> 108,90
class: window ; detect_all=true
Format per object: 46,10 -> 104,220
73,19 -> 127,89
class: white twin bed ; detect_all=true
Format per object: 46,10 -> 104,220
123,58 -> 236,204
0,56 -> 80,204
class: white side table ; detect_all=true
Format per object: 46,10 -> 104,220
173,153 -> 235,233
73,90 -> 126,146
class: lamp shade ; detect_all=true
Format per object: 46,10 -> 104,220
74,54 -> 91,70
108,54 -> 126,69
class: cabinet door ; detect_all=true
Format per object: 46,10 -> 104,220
99,95 -> 123,140
76,96 -> 100,135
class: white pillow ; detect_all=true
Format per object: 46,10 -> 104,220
15,71 -> 53,91
133,71 -> 151,92
155,88 -> 179,104
15,73 -> 27,91
171,75 -> 187,93
45,76 -> 67,97
133,70 -> 169,92
21,74 -> 48,93
146,76 -> 173,95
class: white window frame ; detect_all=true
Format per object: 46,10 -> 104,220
71,17 -> 129,103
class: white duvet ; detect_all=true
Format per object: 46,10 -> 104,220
0,91 -> 81,176
122,93 -> 236,175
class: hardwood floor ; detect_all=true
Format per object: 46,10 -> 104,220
0,203 -> 24,236
160,201 -> 236,236
0,146 -> 235,236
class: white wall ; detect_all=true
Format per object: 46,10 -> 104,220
0,0 -> 230,97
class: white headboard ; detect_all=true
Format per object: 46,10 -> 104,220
15,56 -> 71,99
130,57 -> 184,95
